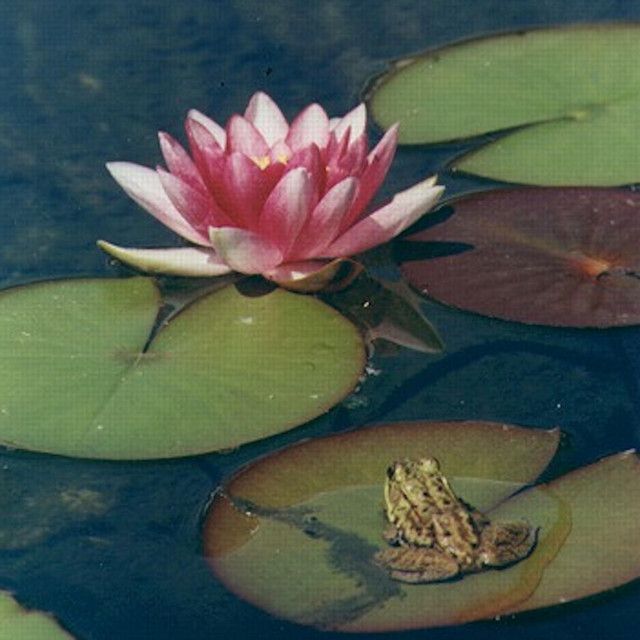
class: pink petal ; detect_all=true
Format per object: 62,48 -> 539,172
259,167 -> 316,256
261,158 -> 288,189
226,115 -> 269,157
341,124 -> 399,229
106,162 -> 208,246
330,103 -> 366,141
290,177 -> 358,259
219,152 -> 274,229
366,123 -> 399,166
157,168 -> 234,234
324,176 -> 444,256
269,140 -> 292,164
287,143 -> 324,193
244,92 -> 289,146
187,109 -> 227,148
209,227 -> 283,274
185,118 -> 226,188
158,132 -> 206,193
325,127 -> 351,165
340,131 -> 368,172
286,104 -> 330,151
97,240 -> 233,276
326,131 -> 368,191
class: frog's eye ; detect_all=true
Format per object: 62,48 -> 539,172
420,458 -> 439,473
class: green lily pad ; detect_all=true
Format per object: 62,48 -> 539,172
501,450 -> 640,614
204,420 -> 560,630
0,278 -> 364,459
0,592 -> 74,640
368,24 -> 640,186
399,188 -> 640,327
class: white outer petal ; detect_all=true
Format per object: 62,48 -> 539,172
330,103 -> 367,140
325,176 -> 444,256
209,227 -> 283,274
97,241 -> 233,276
187,109 -> 227,148
106,162 -> 208,246
244,92 -> 289,146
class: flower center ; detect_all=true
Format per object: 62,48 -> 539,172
252,155 -> 271,170
251,153 -> 290,170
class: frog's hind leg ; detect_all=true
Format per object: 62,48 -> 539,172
478,520 -> 538,568
375,546 -> 460,583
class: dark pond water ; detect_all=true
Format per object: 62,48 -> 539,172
2,1 -> 640,638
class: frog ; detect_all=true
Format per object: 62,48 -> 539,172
374,457 -> 537,583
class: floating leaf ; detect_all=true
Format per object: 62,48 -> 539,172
204,420 -> 560,630
368,24 -> 640,186
0,278 -> 365,459
399,188 -> 640,327
0,591 -> 74,639
502,450 -> 640,614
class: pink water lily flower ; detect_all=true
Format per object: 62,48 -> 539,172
99,92 -> 443,287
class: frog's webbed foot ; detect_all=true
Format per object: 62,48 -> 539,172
375,546 -> 460,583
477,520 -> 538,567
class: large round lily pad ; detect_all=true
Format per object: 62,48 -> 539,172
368,24 -> 640,186
204,420 -> 561,631
0,591 -> 74,639
399,188 -> 640,327
0,278 -> 364,459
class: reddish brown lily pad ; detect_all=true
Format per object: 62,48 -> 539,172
399,188 -> 640,327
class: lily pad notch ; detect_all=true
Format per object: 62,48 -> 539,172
0,277 -> 365,459
367,23 -> 640,186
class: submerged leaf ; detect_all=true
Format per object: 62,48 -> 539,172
368,24 -> 640,186
399,188 -> 640,327
0,278 -> 365,459
323,273 -> 444,353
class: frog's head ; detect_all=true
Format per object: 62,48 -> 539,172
387,457 -> 440,482
384,458 -> 442,513
417,457 -> 441,475
386,459 -> 413,483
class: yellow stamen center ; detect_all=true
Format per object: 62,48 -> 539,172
251,153 -> 290,170
252,155 -> 271,170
